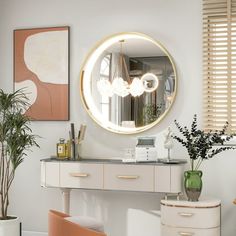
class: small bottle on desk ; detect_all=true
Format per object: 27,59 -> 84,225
56,138 -> 67,159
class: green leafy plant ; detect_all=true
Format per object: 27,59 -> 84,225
0,89 -> 39,220
172,114 -> 234,171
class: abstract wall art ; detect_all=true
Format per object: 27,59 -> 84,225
14,26 -> 70,121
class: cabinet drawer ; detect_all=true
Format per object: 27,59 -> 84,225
161,224 -> 220,236
41,162 -> 60,187
104,164 -> 154,192
60,163 -> 103,189
161,204 -> 220,228
135,149 -> 157,156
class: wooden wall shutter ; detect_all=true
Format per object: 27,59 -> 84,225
203,0 -> 236,132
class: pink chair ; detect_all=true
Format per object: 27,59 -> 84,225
48,210 -> 107,236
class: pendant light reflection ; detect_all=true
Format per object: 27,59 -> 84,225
112,77 -> 129,97
97,76 -> 147,98
97,73 -> 159,97
141,73 -> 159,93
97,40 -> 159,97
96,78 -> 113,97
129,77 -> 145,97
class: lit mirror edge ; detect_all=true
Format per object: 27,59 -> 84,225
79,32 -> 178,135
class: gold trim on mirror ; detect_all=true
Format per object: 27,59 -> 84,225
79,32 -> 177,134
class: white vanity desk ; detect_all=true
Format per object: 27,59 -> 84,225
41,158 -> 186,214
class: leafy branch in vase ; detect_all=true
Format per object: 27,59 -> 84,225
172,114 -> 235,171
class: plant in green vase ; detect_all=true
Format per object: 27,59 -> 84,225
172,114 -> 234,201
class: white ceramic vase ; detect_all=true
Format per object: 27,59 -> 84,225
0,217 -> 20,236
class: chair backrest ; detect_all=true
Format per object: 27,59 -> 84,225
48,210 -> 107,236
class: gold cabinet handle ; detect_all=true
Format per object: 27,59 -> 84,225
178,212 -> 194,217
70,173 -> 89,177
117,175 -> 139,179
179,232 -> 194,236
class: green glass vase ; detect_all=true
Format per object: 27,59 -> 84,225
184,170 -> 203,201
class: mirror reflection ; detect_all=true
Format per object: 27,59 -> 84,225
81,33 -> 177,134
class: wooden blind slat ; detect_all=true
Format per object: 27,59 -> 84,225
203,72 -> 236,76
203,19 -> 227,23
203,81 -> 236,85
203,0 -> 227,4
203,102 -> 236,105
203,95 -> 233,99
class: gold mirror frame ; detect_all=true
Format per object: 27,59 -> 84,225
79,32 -> 177,134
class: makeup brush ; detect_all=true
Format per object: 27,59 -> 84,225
78,124 -> 86,143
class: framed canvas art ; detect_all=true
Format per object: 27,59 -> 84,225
14,26 -> 70,121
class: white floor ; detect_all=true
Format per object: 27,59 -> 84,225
23,231 -> 48,236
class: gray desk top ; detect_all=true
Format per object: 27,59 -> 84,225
41,157 -> 187,166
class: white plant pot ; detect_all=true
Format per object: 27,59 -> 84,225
0,217 -> 20,236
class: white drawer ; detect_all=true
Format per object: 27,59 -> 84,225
136,148 -> 157,155
104,164 -> 154,192
135,148 -> 157,160
41,162 -> 60,187
161,224 -> 220,236
161,204 -> 220,228
60,162 -> 103,189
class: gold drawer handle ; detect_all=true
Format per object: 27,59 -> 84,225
70,173 -> 89,177
117,175 -> 139,179
178,212 -> 194,217
179,232 -> 194,236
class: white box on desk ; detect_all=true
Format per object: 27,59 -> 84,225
135,147 -> 157,162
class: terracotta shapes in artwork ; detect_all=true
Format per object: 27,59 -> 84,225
14,26 -> 69,121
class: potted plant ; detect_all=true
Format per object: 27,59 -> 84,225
0,89 -> 39,236
172,114 -> 234,201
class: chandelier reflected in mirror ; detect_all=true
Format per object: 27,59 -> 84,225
96,40 -> 159,98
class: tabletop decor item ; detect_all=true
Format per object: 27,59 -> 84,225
0,89 -> 39,236
163,127 -> 174,161
172,114 -> 234,201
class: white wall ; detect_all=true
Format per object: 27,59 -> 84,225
0,0 -> 236,235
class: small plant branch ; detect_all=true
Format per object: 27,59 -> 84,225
195,159 -> 203,171
191,159 -> 194,171
0,144 -> 5,218
2,157 -> 13,218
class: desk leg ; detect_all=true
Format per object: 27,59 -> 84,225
61,188 -> 71,214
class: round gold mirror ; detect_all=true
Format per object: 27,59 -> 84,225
80,32 -> 177,134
